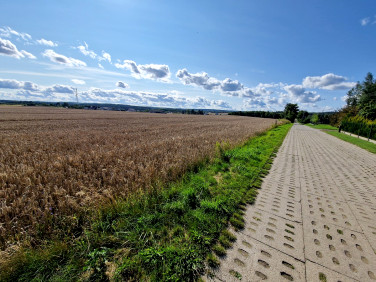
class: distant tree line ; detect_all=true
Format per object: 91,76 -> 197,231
296,110 -> 330,124
229,111 -> 284,119
181,109 -> 205,115
230,105 -> 331,124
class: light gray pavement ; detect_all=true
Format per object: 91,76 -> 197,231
208,124 -> 376,282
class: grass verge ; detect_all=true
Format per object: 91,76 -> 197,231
305,124 -> 337,130
0,123 -> 292,281
325,131 -> 376,154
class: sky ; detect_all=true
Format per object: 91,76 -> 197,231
0,0 -> 375,112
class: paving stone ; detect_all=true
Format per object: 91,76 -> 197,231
300,179 -> 344,201
356,220 -> 376,253
302,193 -> 362,232
303,218 -> 376,281
252,190 -> 302,223
348,202 -> 376,225
241,207 -> 305,261
305,260 -> 358,282
212,233 -> 306,282
260,177 -> 301,202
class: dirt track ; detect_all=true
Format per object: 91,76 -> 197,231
210,124 -> 376,281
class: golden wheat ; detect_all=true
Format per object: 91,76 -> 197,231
0,106 -> 277,248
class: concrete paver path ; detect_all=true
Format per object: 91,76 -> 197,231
209,125 -> 376,281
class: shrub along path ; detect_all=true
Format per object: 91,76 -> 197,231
209,124 -> 376,281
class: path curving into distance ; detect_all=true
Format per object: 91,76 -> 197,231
209,124 -> 376,282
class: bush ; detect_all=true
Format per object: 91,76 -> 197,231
341,115 -> 376,140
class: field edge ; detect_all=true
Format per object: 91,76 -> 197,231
0,123 -> 292,281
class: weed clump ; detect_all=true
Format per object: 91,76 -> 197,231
213,245 -> 226,257
206,253 -> 220,268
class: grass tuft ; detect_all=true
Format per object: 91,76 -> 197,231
213,244 -> 226,257
206,253 -> 220,268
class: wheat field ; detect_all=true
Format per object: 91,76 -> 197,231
0,105 -> 277,247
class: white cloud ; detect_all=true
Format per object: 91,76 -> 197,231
284,84 -> 321,103
37,38 -> 58,47
43,84 -> 75,94
176,68 -> 221,90
77,43 -> 112,64
77,42 -> 97,59
302,73 -> 355,90
0,77 -> 230,109
71,79 -> 86,85
361,17 -> 370,26
115,60 -> 171,82
42,49 -> 87,67
0,78 -> 39,91
20,50 -> 36,59
0,37 -> 36,59
0,38 -> 24,58
116,81 -> 128,88
0,26 -> 31,41
100,51 -> 111,63
176,68 -> 264,98
84,88 -> 231,109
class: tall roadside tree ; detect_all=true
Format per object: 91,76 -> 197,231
284,103 -> 299,123
346,72 -> 376,120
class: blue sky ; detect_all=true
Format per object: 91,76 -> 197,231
0,0 -> 375,111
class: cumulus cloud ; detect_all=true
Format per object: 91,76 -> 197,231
0,77 -> 230,109
81,89 -> 232,109
77,43 -> 112,64
0,38 -> 24,58
116,81 -> 129,88
176,68 -> 262,98
20,50 -> 36,59
71,79 -> 85,85
43,84 -> 75,94
37,38 -> 58,47
115,60 -> 171,82
100,51 -> 111,63
0,26 -> 32,41
0,38 -> 35,59
302,73 -> 355,90
284,84 -> 321,103
42,49 -> 87,67
176,69 -> 221,90
0,78 -> 39,91
77,42 -> 97,59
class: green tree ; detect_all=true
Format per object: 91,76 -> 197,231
284,103 -> 299,123
311,114 -> 319,124
346,72 -> 376,120
297,110 -> 310,124
360,72 -> 376,108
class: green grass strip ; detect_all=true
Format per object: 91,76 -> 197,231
305,124 -> 338,130
1,123 -> 292,281
325,131 -> 376,154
